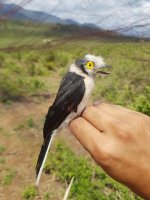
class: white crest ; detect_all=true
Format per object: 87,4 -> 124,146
84,54 -> 105,69
69,54 -> 106,77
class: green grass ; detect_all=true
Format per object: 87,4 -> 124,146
0,146 -> 6,165
0,157 -> 5,165
44,141 -> 142,200
0,145 -> 6,154
43,192 -> 51,200
2,169 -> 17,185
0,20 -> 55,49
22,185 -> 37,200
27,116 -> 35,128
0,39 -> 149,115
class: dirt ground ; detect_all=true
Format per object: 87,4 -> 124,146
0,98 -> 88,200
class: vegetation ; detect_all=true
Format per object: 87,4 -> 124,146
0,157 -> 5,165
22,185 -> 37,200
44,141 -> 142,200
27,116 -> 35,128
0,145 -> 6,165
2,169 -> 17,185
0,145 -> 6,154
43,192 -> 51,200
0,37 -> 149,115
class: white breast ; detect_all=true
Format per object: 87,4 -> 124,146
69,63 -> 95,114
77,75 -> 94,114
62,64 -> 95,126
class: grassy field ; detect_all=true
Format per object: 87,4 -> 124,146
1,39 -> 149,115
0,20 -> 150,200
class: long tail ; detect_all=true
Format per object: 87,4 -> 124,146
63,177 -> 74,200
36,133 -> 55,186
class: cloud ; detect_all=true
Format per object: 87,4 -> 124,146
2,0 -> 150,36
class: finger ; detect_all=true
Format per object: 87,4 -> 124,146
82,106 -> 117,132
95,103 -> 134,119
69,117 -> 105,154
95,103 -> 145,125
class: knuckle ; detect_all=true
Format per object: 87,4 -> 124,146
116,122 -> 134,141
93,143 -> 113,168
82,106 -> 94,117
69,117 -> 82,130
97,102 -> 108,109
110,119 -> 121,130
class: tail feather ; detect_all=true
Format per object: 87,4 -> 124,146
63,177 -> 74,200
36,133 -> 55,186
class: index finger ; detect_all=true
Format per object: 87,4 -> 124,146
82,106 -> 118,132
69,117 -> 105,154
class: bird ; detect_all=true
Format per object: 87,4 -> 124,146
35,54 -> 111,185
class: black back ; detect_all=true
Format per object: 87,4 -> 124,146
36,72 -> 85,178
43,72 -> 85,139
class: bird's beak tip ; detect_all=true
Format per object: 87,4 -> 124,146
96,64 -> 112,75
97,71 -> 111,75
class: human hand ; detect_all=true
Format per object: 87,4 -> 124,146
69,103 -> 150,199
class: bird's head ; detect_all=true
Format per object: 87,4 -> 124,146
75,54 -> 111,77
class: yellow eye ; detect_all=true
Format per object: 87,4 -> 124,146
86,61 -> 94,69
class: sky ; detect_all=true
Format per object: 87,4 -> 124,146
2,0 -> 150,36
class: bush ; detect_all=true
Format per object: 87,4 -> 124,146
0,69 -> 46,101
0,145 -> 6,154
45,61 -> 56,71
2,169 -> 17,185
26,53 -> 39,63
132,95 -> 150,116
27,116 -> 35,128
0,53 -> 5,67
45,52 -> 56,62
22,185 -> 37,200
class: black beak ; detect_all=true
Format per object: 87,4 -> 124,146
97,65 -> 112,75
97,71 -> 111,75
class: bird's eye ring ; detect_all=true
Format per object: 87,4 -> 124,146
86,61 -> 94,69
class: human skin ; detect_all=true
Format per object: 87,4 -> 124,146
69,103 -> 150,199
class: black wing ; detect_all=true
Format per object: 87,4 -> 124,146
36,72 -> 85,184
43,72 -> 85,139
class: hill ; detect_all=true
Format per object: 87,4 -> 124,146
0,18 -> 138,51
0,2 -> 130,42
1,2 -> 150,39
0,3 -> 79,25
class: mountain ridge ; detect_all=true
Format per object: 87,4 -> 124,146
0,3 -> 82,26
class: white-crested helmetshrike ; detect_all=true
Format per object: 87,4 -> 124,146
36,54 -> 111,185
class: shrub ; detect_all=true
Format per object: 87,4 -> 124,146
22,185 -> 37,200
132,95 -> 150,116
2,169 -> 17,185
0,145 -> 6,154
44,192 -> 51,200
0,69 -> 46,101
27,116 -> 35,128
45,61 -> 56,71
45,52 -> 56,62
0,157 -> 5,165
0,54 -> 5,67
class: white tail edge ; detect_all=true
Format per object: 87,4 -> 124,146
35,133 -> 55,186
63,176 -> 74,200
